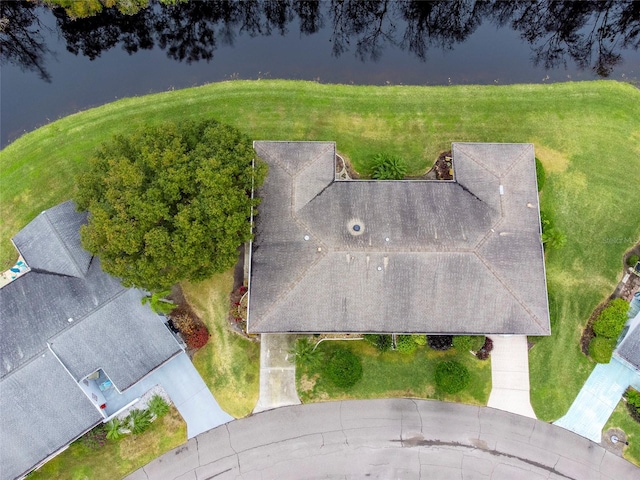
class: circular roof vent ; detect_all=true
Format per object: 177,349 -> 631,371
347,219 -> 365,236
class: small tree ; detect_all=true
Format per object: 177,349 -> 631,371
324,349 -> 363,388
435,361 -> 471,394
371,153 -> 408,180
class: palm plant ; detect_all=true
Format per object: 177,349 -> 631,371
289,337 -> 321,368
141,289 -> 177,315
148,394 -> 170,419
105,418 -> 124,440
371,153 -> 408,180
126,409 -> 152,435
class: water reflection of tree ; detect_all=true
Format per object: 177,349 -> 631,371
2,0 -> 639,80
0,1 -> 53,82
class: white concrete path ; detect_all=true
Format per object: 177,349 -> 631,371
253,334 -> 301,413
487,335 -> 537,418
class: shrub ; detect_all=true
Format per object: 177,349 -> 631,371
435,361 -> 471,394
105,418 -> 124,441
363,334 -> 392,352
148,394 -> 170,419
413,335 -> 427,346
185,324 -> 210,349
588,336 -> 615,363
395,335 -> 418,354
593,298 -> 629,339
452,335 -> 485,352
371,153 -> 408,180
78,424 -> 107,449
126,409 -> 152,435
535,157 -> 545,191
627,254 -> 639,267
324,349 -> 363,388
625,389 -> 640,423
476,337 -> 493,360
427,335 -> 453,351
289,337 -> 321,367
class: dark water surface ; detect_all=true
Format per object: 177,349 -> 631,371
2,0 -> 639,148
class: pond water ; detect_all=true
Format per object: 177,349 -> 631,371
1,0 -> 639,148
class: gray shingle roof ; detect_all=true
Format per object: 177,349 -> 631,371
616,311 -> 640,370
0,352 -> 102,480
248,142 -> 550,335
0,201 -> 182,480
12,201 -> 92,278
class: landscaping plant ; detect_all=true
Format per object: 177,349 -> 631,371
588,336 -> 615,364
625,388 -> 640,423
592,298 -> 629,340
141,290 -> 176,315
290,337 -> 321,368
627,254 -> 639,268
535,157 -> 546,192
452,335 -> 485,353
147,395 -> 170,419
476,337 -> 493,360
125,409 -> 152,435
395,335 -> 418,354
370,153 -> 408,180
324,349 -> 363,388
435,361 -> 471,394
363,334 -> 392,352
427,335 -> 453,351
105,418 -> 124,441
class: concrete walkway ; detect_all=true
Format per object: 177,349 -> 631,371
554,356 -> 640,442
253,334 -> 301,413
127,399 -> 639,480
487,335 -> 537,418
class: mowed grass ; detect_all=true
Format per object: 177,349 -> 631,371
2,80 -> 639,421
27,407 -> 185,480
297,340 -> 491,405
603,400 -> 640,466
182,270 -> 260,418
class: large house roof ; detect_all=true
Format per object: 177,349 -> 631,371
616,310 -> 640,371
0,201 -> 182,480
248,142 -> 550,335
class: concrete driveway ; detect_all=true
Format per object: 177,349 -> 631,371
115,352 -> 233,438
127,399 -> 638,479
487,335 -> 536,418
253,334 -> 301,413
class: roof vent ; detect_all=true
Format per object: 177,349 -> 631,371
304,235 -> 310,241
347,219 -> 365,236
353,224 -> 361,232
67,318 -> 73,323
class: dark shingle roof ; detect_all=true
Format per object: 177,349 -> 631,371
616,311 -> 640,370
248,142 -> 550,335
0,201 -> 182,480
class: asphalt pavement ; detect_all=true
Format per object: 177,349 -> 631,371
126,398 -> 639,479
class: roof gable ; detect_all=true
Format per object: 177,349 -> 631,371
249,142 -> 550,335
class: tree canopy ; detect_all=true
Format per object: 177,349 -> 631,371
75,119 -> 266,291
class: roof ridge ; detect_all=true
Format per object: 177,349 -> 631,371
293,142 -> 335,176
254,143 -> 294,178
472,251 -> 547,332
42,210 -> 85,278
455,144 -> 500,180
500,144 -> 532,177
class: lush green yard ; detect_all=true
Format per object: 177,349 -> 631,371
182,271 -> 260,418
2,80 -> 639,422
297,339 -> 491,405
27,407 -> 185,479
603,400 -> 640,466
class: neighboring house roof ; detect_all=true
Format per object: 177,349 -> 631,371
615,310 -> 640,371
0,201 -> 182,480
248,142 -> 550,335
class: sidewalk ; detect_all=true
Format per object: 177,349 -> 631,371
253,334 -> 301,413
487,335 -> 536,418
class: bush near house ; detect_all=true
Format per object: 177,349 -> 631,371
535,157 -> 546,192
628,254 -> 640,268
452,335 -> 486,353
592,298 -> 629,340
625,388 -> 640,423
370,153 -> 408,180
324,349 -> 363,388
427,335 -> 453,351
363,334 -> 392,352
395,335 -> 418,354
435,361 -> 471,394
588,336 -> 615,364
476,337 -> 494,361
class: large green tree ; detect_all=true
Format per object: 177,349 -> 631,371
75,119 -> 265,291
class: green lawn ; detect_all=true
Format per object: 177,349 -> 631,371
297,339 -> 491,405
603,400 -> 640,466
2,79 -> 639,422
182,271 -> 260,418
27,407 -> 186,480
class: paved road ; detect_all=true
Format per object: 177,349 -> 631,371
126,399 -> 638,479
